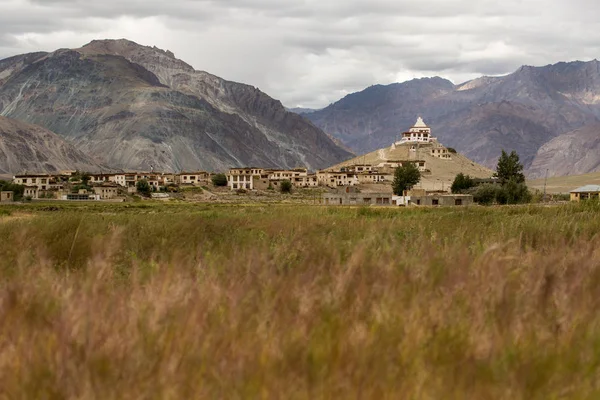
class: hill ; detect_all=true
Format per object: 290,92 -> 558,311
306,61 -> 600,176
0,39 -> 352,172
327,119 -> 493,192
0,116 -> 100,175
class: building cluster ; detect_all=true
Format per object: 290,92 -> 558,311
226,162 -> 426,191
10,170 -> 212,200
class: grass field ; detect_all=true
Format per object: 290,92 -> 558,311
1,201 -> 600,398
528,170 -> 600,194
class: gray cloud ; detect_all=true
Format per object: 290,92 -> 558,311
1,0 -> 600,107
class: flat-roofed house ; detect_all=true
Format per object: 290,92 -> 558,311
317,171 -> 359,187
0,191 -> 14,202
228,168 -> 265,190
570,185 -> 600,202
23,186 -> 38,199
93,184 -> 120,200
13,174 -> 58,190
177,172 -> 210,186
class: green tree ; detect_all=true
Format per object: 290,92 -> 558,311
451,173 -> 475,194
136,179 -> 151,196
502,178 -> 532,204
473,184 -> 499,206
280,180 -> 293,194
392,163 -> 421,195
496,150 -> 525,184
211,174 -> 228,187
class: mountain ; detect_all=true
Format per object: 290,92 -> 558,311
0,39 -> 352,172
528,124 -> 600,178
306,61 -> 600,176
0,116 -> 100,175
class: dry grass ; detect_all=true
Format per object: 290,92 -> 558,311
1,202 -> 600,398
528,170 -> 600,194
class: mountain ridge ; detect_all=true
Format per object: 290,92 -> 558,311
304,60 -> 600,177
0,39 -> 352,172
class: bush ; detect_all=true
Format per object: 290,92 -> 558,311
473,184 -> 499,206
447,147 -> 457,154
211,174 -> 228,187
136,180 -> 151,197
280,180 -> 293,194
504,179 -> 532,204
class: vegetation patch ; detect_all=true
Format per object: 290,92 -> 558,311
0,203 -> 599,397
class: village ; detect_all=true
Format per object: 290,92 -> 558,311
1,118 -> 598,206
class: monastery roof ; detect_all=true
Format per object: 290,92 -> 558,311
412,117 -> 428,128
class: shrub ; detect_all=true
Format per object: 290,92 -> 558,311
211,174 -> 228,187
504,179 -> 532,204
447,147 -> 457,154
473,184 -> 498,206
136,180 -> 151,197
280,180 -> 293,194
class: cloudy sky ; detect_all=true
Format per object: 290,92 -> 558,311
1,0 -> 599,108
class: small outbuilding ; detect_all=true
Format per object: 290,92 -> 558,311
1,191 -> 14,203
570,185 -> 600,202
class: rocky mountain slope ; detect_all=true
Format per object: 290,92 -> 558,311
303,61 -> 600,177
0,40 -> 352,172
528,124 -> 600,178
0,116 -> 100,175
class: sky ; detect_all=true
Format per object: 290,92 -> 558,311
1,0 -> 600,108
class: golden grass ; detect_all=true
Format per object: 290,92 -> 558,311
1,202 -> 600,398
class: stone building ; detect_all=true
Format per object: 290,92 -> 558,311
177,172 -> 210,186
0,191 -> 14,203
93,184 -> 120,200
322,192 -> 393,206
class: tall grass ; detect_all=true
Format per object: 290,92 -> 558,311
1,202 -> 600,398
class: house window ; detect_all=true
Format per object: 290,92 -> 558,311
455,199 -> 463,206
432,199 -> 439,206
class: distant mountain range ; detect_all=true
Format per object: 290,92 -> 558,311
298,61 -> 600,178
0,39 -> 352,173
286,107 -> 320,115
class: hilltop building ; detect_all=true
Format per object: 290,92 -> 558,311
393,117 -> 452,160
